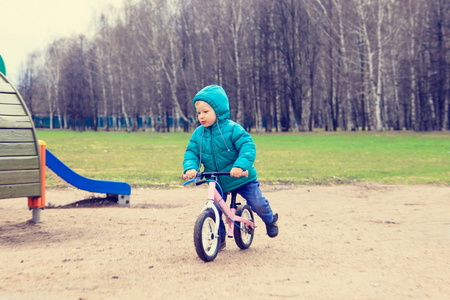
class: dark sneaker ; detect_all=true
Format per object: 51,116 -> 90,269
218,237 -> 226,251
265,213 -> 279,238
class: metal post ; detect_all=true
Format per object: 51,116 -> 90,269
28,141 -> 46,222
31,208 -> 41,223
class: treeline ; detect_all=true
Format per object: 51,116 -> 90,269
17,0 -> 449,132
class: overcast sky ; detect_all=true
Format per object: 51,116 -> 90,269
0,0 -> 124,86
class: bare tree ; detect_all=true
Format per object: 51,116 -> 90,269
227,0 -> 245,125
18,0 -> 450,132
357,0 -> 382,131
407,0 -> 418,130
17,51 -> 41,117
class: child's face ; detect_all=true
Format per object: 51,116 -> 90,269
195,101 -> 217,127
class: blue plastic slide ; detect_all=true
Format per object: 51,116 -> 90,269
45,149 -> 131,196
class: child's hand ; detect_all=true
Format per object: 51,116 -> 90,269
184,169 -> 197,179
230,167 -> 248,178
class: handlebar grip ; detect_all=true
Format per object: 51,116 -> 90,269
183,178 -> 196,186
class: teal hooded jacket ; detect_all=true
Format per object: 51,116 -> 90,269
183,85 -> 257,192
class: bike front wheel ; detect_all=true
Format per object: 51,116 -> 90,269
234,204 -> 254,249
193,210 -> 219,262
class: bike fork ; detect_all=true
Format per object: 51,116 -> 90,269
200,200 -> 221,241
198,180 -> 222,241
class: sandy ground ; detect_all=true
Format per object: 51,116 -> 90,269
0,183 -> 449,300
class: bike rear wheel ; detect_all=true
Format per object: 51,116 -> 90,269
193,210 -> 219,262
234,204 -> 254,249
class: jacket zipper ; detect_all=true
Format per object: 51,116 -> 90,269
209,125 -> 223,189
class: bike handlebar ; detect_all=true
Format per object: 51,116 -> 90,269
199,172 -> 233,177
182,170 -> 249,185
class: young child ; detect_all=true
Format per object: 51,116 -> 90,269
183,85 -> 278,249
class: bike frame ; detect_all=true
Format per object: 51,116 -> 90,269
204,178 -> 255,238
184,172 -> 255,239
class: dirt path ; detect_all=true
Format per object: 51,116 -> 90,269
0,184 -> 449,299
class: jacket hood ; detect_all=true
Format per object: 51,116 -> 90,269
193,85 -> 230,122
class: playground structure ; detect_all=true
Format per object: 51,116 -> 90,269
0,67 -> 131,222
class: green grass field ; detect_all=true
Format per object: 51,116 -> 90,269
35,130 -> 450,187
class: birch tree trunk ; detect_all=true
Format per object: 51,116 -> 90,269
334,0 -> 354,131
356,33 -> 370,130
386,0 -> 400,130
142,84 -> 149,133
313,0 -> 338,131
180,6 -> 200,93
444,67 -> 449,130
375,0 -> 384,131
229,0 -> 244,125
43,54 -> 53,129
436,0 -> 448,131
99,57 -> 108,131
86,66 -> 96,130
96,39 -> 109,131
444,40 -> 450,130
48,41 -> 63,129
424,7 -> 436,130
271,6 -> 282,132
358,0 -> 381,131
106,54 -> 116,131
53,59 -> 62,128
408,0 -> 417,130
45,76 -> 53,129
117,54 -> 130,132
162,36 -> 191,132
94,14 -> 110,131
251,26 -> 263,132
308,43 -> 317,131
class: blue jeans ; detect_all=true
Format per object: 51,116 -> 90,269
216,180 -> 274,239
